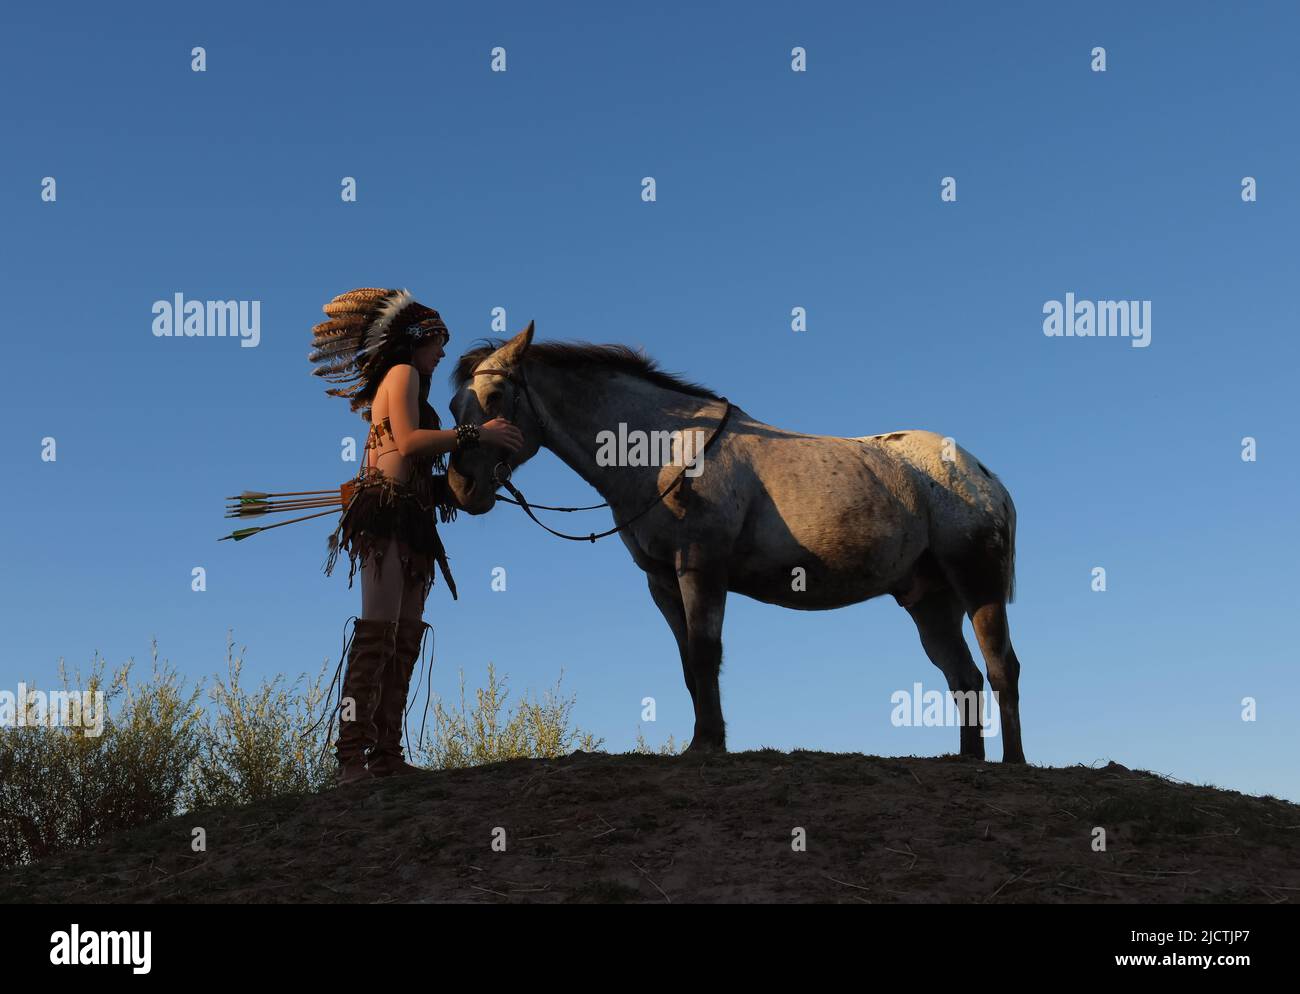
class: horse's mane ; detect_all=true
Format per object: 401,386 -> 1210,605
450,339 -> 722,401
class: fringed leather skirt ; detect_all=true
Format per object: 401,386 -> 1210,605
324,467 -> 458,601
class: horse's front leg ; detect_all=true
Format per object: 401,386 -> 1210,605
646,570 -> 695,708
676,560 -> 728,752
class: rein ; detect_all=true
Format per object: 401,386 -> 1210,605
466,364 -> 733,543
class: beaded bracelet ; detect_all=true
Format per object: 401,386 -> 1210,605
454,423 -> 481,450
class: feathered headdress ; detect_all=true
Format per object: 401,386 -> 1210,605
309,288 -> 450,412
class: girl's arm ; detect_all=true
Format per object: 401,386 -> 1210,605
385,364 -> 458,459
384,364 -> 526,459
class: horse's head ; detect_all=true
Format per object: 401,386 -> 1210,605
447,321 -> 545,514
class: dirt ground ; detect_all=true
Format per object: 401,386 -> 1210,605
4,750 -> 1298,904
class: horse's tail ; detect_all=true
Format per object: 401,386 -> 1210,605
1003,491 -> 1017,604
1006,517 -> 1016,604
982,464 -> 1017,605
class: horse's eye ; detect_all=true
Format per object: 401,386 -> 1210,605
485,391 -> 502,413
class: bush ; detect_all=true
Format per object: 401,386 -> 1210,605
0,644 -> 204,869
179,632 -> 335,812
0,635 -> 610,869
413,663 -> 603,770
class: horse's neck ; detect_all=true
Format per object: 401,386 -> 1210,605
529,366 -> 708,507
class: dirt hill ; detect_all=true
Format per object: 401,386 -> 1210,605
4,750 -> 1298,903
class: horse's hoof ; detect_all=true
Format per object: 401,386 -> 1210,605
684,740 -> 726,754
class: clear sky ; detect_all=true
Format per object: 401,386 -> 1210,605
2,1 -> 1296,799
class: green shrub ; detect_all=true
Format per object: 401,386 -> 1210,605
179,632 -> 334,812
413,663 -> 603,770
1,635 -> 610,869
0,644 -> 204,869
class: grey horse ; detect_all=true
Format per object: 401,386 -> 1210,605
448,324 -> 1024,762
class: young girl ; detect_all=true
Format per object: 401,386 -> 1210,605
311,288 -> 521,785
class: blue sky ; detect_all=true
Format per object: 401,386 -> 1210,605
2,2 -> 1297,800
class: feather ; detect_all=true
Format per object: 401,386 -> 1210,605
310,337 -> 362,356
313,359 -> 358,378
309,343 -> 361,363
357,289 -> 412,356
323,288 -> 390,316
312,318 -> 366,338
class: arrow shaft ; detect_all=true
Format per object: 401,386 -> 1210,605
226,498 -> 342,517
219,507 -> 341,540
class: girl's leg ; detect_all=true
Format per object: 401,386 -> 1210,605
399,562 -> 430,623
360,537 -> 405,622
335,538 -> 403,783
370,559 -> 433,776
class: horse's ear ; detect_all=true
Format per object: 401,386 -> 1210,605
496,320 -> 535,364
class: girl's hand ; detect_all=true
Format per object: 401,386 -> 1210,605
480,418 -> 524,452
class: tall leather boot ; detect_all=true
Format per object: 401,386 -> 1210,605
367,618 -> 430,777
333,617 -> 398,786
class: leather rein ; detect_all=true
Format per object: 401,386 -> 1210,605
464,364 -> 733,543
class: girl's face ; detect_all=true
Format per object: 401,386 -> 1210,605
411,335 -> 447,376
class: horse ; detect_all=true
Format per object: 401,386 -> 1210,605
447,324 -> 1025,762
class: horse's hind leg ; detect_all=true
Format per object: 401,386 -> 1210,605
970,602 -> 1025,763
905,589 -> 987,760
937,525 -> 1026,763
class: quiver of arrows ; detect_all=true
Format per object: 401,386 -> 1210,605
219,486 -> 354,542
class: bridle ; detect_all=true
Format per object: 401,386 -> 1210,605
465,363 -> 547,487
463,363 -> 733,542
